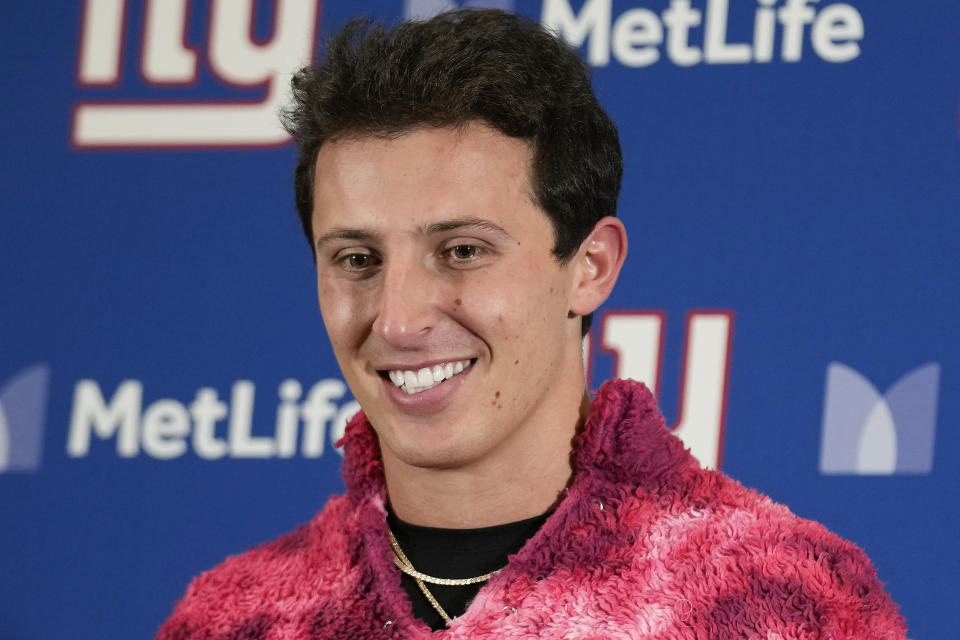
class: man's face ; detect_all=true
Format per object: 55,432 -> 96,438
311,123 -> 587,475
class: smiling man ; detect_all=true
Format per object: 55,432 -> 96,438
157,9 -> 907,639
310,123 -> 618,532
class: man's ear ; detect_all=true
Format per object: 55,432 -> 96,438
569,216 -> 628,316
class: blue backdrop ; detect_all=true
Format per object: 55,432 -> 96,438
1,1 -> 957,638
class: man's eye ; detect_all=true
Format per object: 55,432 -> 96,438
447,245 -> 481,261
340,253 -> 380,270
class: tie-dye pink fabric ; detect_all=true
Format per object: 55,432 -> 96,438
157,379 -> 907,639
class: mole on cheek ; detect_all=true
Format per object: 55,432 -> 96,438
514,359 -> 520,365
495,391 -> 500,398
454,298 -> 462,306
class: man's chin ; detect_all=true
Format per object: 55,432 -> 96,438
377,431 -> 482,473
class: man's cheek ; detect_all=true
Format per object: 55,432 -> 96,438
318,280 -> 359,324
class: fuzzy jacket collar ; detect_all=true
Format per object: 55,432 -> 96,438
335,378 -> 700,634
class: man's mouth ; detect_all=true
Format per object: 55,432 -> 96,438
382,359 -> 473,395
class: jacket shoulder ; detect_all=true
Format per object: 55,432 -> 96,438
670,469 -> 908,639
155,495 -> 355,640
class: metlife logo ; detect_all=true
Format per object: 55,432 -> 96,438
819,362 -> 940,475
67,378 -> 360,461
0,367 -> 359,472
0,364 -> 50,473
543,0 -> 865,67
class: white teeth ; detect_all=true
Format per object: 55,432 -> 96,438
403,370 -> 418,390
417,368 -> 432,387
385,359 -> 473,394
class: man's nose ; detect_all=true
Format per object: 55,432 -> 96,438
371,258 -> 439,346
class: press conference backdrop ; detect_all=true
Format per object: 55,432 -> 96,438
1,1 -> 957,637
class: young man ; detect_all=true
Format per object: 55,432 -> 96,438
158,9 -> 907,639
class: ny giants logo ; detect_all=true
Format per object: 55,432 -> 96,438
72,0 -> 321,148
588,310 -> 734,469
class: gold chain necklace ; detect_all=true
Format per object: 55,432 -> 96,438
387,529 -> 501,624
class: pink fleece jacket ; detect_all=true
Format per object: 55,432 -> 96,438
157,379 -> 907,639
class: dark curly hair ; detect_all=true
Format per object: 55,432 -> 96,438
282,9 -> 622,335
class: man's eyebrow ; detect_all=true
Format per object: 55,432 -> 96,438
423,218 -> 512,238
314,219 -> 511,250
314,228 -> 380,251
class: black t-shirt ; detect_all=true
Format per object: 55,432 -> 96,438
386,507 -> 550,631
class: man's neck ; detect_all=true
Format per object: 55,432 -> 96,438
382,391 -> 591,529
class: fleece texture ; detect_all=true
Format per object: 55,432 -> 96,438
157,379 -> 908,639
